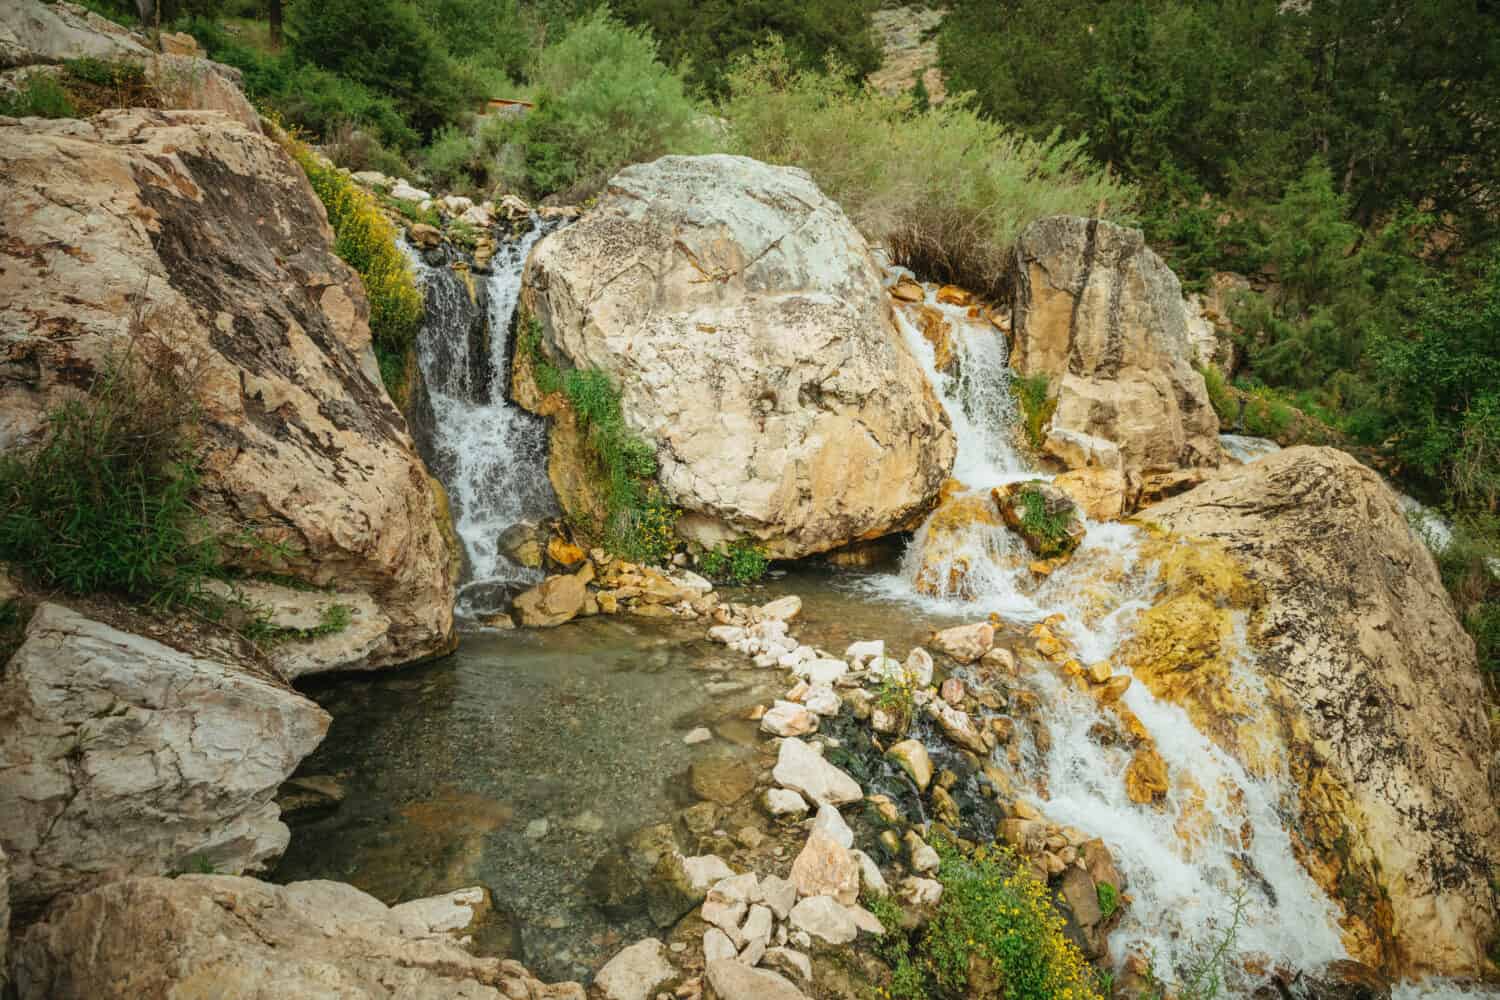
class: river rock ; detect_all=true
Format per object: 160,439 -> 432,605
11,875 -> 577,999
0,604 -> 329,917
1143,446 -> 1500,976
993,481 -> 1086,558
594,938 -> 675,1000
518,154 -> 955,559
1009,216 -> 1220,483
772,738 -> 862,806
691,757 -> 757,805
389,886 -> 490,937
930,622 -> 994,663
0,109 -> 459,670
761,701 -> 818,737
763,788 -> 809,818
512,571 -> 588,627
790,827 -> 858,905
705,959 -> 810,1000
787,896 -> 858,945
758,595 -> 803,621
887,739 -> 933,791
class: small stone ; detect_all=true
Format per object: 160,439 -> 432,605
704,960 -> 809,1000
792,658 -> 848,686
761,701 -> 818,738
704,927 -> 737,963
735,826 -> 765,849
898,876 -> 943,908
684,727 -> 713,745
1102,675 -> 1132,702
940,677 -> 965,705
763,947 -> 812,984
741,904 -> 774,947
1087,660 -> 1113,684
763,788 -> 809,818
789,827 -> 859,905
886,739 -> 933,791
810,803 -> 854,848
904,647 -> 934,686
851,849 -> 889,897
683,855 -> 736,891
846,904 -> 885,935
691,757 -> 756,805
758,596 -> 802,621
771,738 -> 861,806
760,874 -> 797,920
595,939 -> 676,1000
844,639 -> 885,665
803,684 -> 841,717
788,896 -> 858,945
1013,800 -> 1042,821
525,819 -> 550,840
905,832 -> 939,873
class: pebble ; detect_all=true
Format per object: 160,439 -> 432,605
684,727 -> 712,745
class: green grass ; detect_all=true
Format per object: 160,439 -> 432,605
698,539 -> 770,584
0,74 -> 77,118
1096,880 -> 1119,919
1010,374 -> 1055,453
872,675 -> 916,734
1015,485 -> 1075,557
240,600 -> 353,645
521,315 -> 679,565
0,347 -> 219,610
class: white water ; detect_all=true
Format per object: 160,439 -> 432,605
872,273 -> 1353,985
405,221 -> 559,618
1219,432 -> 1282,464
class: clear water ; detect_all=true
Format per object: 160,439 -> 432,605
406,223 -> 560,619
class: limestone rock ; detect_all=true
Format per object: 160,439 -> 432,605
518,154 -> 955,558
788,895 -> 858,945
691,757 -> 756,806
993,481 -> 1086,558
1009,216 -> 1220,482
763,788 -> 809,818
513,572 -> 587,628
594,938 -> 675,1000
12,875 -> 581,999
0,605 -> 329,916
887,740 -> 933,791
761,701 -> 818,738
389,886 -> 490,937
929,622 -> 994,663
1052,467 -> 1128,521
1,0 -> 149,68
789,828 -> 858,905
909,490 -> 1008,599
705,959 -> 809,1000
1183,271 -> 1249,373
772,738 -> 862,807
214,579 -> 390,679
1143,446 -> 1500,976
0,110 -> 458,669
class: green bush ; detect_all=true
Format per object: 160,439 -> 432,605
698,539 -> 770,584
719,41 -> 1133,298
1096,880 -> 1119,919
1434,516 -> 1500,676
1010,374 -> 1055,452
0,74 -> 77,118
1015,485 -> 1074,556
871,840 -> 1103,1000
0,345 -> 218,609
499,9 -> 708,200
288,139 -> 423,400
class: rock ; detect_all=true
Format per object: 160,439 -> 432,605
1124,747 -> 1169,805
811,804 -> 855,848
851,850 -> 889,897
762,948 -> 812,984
905,834 -> 940,874
905,647 -> 935,686
845,639 -> 885,665
512,572 -> 588,627
214,580 -> 391,679
791,658 -> 848,686
926,700 -> 988,756
887,740 -> 934,791
789,828 -> 859,905
690,758 -> 757,806
409,222 -> 443,249
1,1 -> 150,68
788,896 -> 858,945
1052,467 -> 1128,521
802,684 -> 841,717
1009,216 -> 1220,482
1058,866 -> 1102,928
683,856 -> 737,892
518,155 -> 955,559
759,874 -> 797,921
761,701 -> 818,738
909,491 -> 1008,599
703,927 -> 737,964
685,727 -> 713,745
704,959 -> 809,1000
772,738 -> 862,807
898,876 -> 943,909
390,886 -> 491,937
1142,446 -> 1500,975
940,677 -> 966,705
763,788 -> 809,818
646,852 -> 704,928
1183,271 -> 1249,374
0,605 -> 328,916
930,622 -> 994,663
758,596 -> 802,621
741,903 -> 774,949
391,179 -> 432,203
0,110 -> 458,669
11,875 -> 582,999
595,939 -> 675,1000
993,481 -> 1087,558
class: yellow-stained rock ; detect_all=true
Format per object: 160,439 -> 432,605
1124,748 -> 1169,806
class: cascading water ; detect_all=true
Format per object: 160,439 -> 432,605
405,219 -> 560,620
871,269 -> 1355,985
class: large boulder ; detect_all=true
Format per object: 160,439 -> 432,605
1009,216 -> 1220,485
0,604 -> 329,917
10,874 -> 584,999
0,109 -> 457,671
1139,446 -> 1498,977
518,154 -> 955,558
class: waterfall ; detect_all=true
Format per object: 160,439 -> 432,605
870,269 -> 1351,985
405,219 -> 560,620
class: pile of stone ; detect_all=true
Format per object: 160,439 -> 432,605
505,544 -> 716,628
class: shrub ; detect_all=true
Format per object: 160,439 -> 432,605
286,137 -> 423,400
698,539 -> 770,584
0,73 -> 77,118
719,41 -> 1134,297
500,9 -> 709,200
1435,515 -> 1500,676
1096,880 -> 1119,919
0,339 -> 218,609
872,840 -> 1103,1000
1015,485 -> 1074,556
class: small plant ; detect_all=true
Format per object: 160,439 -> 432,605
0,339 -> 218,609
1011,374 -> 1055,452
1015,485 -> 1075,556
1144,888 -> 1247,1000
0,73 -> 77,118
63,57 -> 145,89
240,600 -> 353,646
698,539 -> 771,584
1096,880 -> 1119,919
872,674 -> 916,734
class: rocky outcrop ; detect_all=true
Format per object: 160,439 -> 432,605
1009,216 -> 1220,485
10,874 -> 585,999
0,604 -> 328,917
1183,271 -> 1249,374
0,109 -> 457,670
1140,446 -> 1498,976
518,154 -> 955,558
0,0 -> 260,130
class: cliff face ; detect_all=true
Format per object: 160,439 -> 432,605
0,108 -> 456,671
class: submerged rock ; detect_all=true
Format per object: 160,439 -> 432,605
1143,446 -> 1500,976
518,154 -> 955,559
1009,216 -> 1220,484
0,604 -> 328,917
